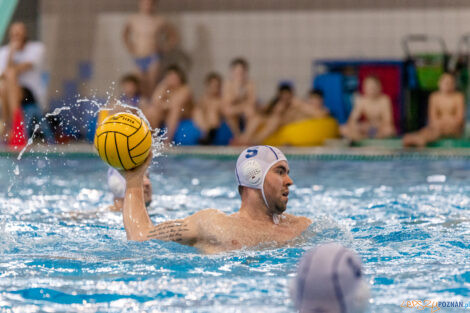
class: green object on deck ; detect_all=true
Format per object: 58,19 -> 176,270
428,139 -> 470,148
0,0 -> 18,42
415,53 -> 445,90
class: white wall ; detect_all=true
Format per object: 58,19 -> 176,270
89,8 -> 470,103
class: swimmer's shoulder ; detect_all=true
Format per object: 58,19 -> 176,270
282,213 -> 312,229
189,208 -> 228,221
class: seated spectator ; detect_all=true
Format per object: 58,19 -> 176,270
119,74 -> 146,108
403,73 -> 465,147
222,58 -> 257,139
0,22 -> 46,141
305,89 -> 330,118
193,72 -> 224,145
290,243 -> 370,313
123,0 -> 179,97
143,64 -> 193,144
234,83 -> 329,145
340,76 -> 396,141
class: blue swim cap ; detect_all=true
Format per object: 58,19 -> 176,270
291,243 -> 370,313
235,145 -> 287,208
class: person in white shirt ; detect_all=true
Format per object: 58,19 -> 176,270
0,22 -> 46,139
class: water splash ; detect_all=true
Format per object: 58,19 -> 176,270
16,107 -> 71,161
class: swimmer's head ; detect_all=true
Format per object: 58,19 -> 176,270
363,76 -> 382,98
230,57 -> 249,81
165,64 -> 187,87
236,146 -> 292,215
139,0 -> 157,14
290,243 -> 370,313
438,73 -> 456,93
107,168 -> 152,209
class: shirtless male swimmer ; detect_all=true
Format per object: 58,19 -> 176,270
120,146 -> 312,254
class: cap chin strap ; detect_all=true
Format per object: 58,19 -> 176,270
260,159 -> 284,224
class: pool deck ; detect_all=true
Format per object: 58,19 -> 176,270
1,142 -> 470,159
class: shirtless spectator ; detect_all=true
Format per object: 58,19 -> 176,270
123,0 -> 178,97
222,58 -> 257,139
143,65 -> 193,144
193,72 -> 224,145
403,73 -> 465,147
340,76 -> 396,141
235,84 -> 329,145
0,22 -> 46,140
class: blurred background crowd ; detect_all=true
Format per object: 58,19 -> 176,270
1,0 -> 470,148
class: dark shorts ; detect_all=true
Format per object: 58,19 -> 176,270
21,87 -> 36,106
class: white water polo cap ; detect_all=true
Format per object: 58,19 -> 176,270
107,167 -> 126,199
290,243 -> 370,313
235,146 -> 287,206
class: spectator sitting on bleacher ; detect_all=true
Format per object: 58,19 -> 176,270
403,73 -> 465,148
193,72 -> 224,145
123,0 -> 179,97
0,22 -> 46,141
340,76 -> 396,142
119,74 -> 146,108
234,83 -> 329,145
222,58 -> 257,140
144,64 -> 193,144
101,74 -> 148,119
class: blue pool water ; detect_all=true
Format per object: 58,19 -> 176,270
0,154 -> 469,312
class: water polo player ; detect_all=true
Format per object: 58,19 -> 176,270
119,145 -> 311,254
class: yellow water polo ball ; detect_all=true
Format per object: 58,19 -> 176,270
94,112 -> 152,170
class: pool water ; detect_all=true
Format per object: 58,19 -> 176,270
0,155 -> 469,312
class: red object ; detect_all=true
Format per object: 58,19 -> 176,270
358,65 -> 402,133
8,107 -> 27,149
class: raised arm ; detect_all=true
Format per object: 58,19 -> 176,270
121,152 -> 198,244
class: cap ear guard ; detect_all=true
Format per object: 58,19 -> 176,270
241,159 -> 263,187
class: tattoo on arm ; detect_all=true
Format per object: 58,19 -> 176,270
146,220 -> 191,242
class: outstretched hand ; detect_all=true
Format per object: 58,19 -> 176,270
121,151 -> 153,187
